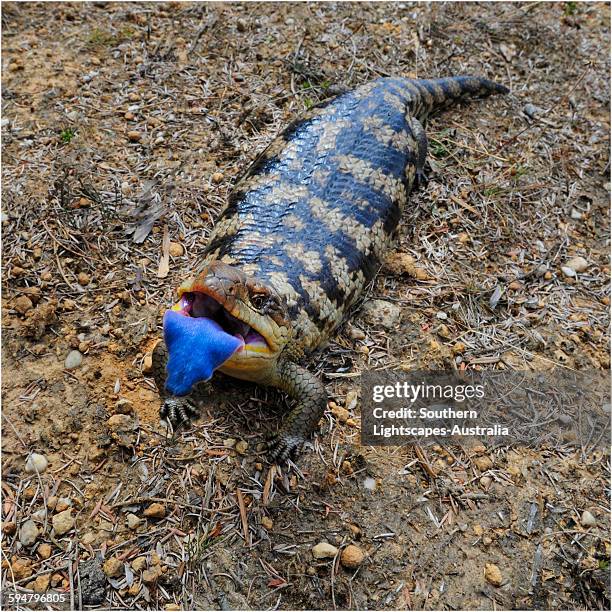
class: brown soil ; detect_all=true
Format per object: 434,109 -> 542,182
1,2 -> 610,610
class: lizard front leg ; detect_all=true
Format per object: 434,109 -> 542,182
151,341 -> 198,427
267,360 -> 328,462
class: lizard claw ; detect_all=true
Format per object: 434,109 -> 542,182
415,167 -> 429,187
267,433 -> 305,463
160,397 -> 198,428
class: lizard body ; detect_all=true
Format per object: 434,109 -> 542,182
152,76 -> 508,460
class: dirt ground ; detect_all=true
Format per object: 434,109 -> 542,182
1,2 -> 610,610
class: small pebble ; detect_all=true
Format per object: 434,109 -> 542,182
168,242 -> 184,257
561,267 -> 575,278
115,398 -> 133,415
562,256 -> 589,276
87,447 -> 104,463
52,510 -> 74,536
126,582 -> 140,597
347,324 -> 366,341
19,520 -> 39,546
330,404 -> 350,423
64,350 -> 83,369
340,544 -> 365,569
570,208 -> 582,220
557,414 -> 572,425
82,70 -> 98,83
50,573 -> 63,587
473,455 -> 493,471
437,324 -> 450,339
235,440 -> 248,455
25,453 -> 48,474
436,311 -> 448,320
261,517 -> 273,530
211,172 -> 224,184
77,272 -> 90,286
127,130 -> 142,142
31,573 -> 51,593
2,521 -> 16,535
31,509 -> 47,522
312,542 -> 339,559
142,353 -> 153,373
363,477 -> 377,491
55,497 -> 72,513
523,103 -> 543,119
484,562 -> 503,586
37,543 -> 52,559
107,414 -> 133,430
14,295 -> 33,314
144,503 -> 166,519
132,556 -> 147,571
581,510 -> 597,527
347,523 -> 361,537
10,558 -> 33,580
142,566 -> 162,584
360,299 -> 401,329
106,414 -> 138,447
452,342 -> 466,354
126,513 -> 142,529
103,557 -> 123,578
80,532 -> 97,545
480,475 -> 493,490
345,390 -> 359,411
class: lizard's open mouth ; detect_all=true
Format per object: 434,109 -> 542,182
174,291 -> 269,351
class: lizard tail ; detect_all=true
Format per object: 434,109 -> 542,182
406,76 -> 509,121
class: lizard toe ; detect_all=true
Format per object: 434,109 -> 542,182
160,397 -> 198,428
267,433 -> 304,463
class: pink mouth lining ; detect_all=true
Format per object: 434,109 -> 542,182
177,292 -> 268,349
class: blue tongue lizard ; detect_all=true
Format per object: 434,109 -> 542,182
163,310 -> 243,396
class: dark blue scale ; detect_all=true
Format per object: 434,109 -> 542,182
205,79 -> 420,327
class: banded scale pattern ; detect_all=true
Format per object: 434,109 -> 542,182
198,76 -> 507,352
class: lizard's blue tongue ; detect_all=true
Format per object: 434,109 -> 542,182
163,310 -> 243,396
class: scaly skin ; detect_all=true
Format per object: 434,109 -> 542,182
152,76 -> 509,461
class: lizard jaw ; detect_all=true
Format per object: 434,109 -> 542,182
173,291 -> 270,353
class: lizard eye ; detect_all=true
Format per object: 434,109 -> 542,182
251,294 -> 267,311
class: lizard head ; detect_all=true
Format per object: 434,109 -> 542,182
171,260 -> 292,379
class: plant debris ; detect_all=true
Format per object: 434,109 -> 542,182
1,3 -> 609,611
